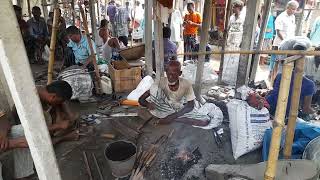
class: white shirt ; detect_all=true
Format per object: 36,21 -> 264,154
170,10 -> 183,42
273,11 -> 296,47
227,14 -> 245,47
102,39 -> 112,61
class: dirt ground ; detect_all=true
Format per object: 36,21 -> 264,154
25,59 -> 268,180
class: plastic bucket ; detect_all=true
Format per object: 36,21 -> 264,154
104,140 -> 137,178
302,136 -> 320,170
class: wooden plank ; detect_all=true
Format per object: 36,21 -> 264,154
144,0 -> 153,75
89,0 -> 98,42
0,1 -> 62,179
194,0 -> 213,99
218,0 -> 232,84
235,0 -> 261,88
154,1 -> 164,81
249,0 -> 273,82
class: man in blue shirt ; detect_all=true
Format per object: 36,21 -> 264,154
66,26 -> 97,71
267,73 -> 316,117
267,38 -> 316,117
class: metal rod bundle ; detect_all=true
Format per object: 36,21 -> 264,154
129,130 -> 174,180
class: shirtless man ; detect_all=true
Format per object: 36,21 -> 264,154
139,61 -> 212,126
0,80 -> 78,179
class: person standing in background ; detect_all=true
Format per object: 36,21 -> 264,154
260,4 -> 274,65
114,1 -> 131,47
27,6 -> 49,64
107,0 -> 117,36
183,2 -> 202,61
221,0 -> 245,85
310,16 -> 320,47
269,0 -> 299,80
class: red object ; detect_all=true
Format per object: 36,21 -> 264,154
247,92 -> 270,110
157,0 -> 173,9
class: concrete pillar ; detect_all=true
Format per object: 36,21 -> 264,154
0,1 -> 62,180
154,0 -> 164,80
89,0 -> 98,41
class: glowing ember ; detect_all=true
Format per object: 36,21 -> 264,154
176,150 -> 192,161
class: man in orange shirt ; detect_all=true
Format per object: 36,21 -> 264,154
183,2 -> 202,61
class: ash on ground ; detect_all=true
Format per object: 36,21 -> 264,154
160,147 -> 203,180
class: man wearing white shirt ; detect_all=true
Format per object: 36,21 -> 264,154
269,0 -> 299,78
273,1 -> 299,47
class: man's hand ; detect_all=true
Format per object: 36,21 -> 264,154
0,132 -> 9,152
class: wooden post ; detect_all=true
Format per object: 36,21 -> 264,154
296,1 -> 306,35
218,0 -> 232,84
27,0 -> 32,18
264,61 -> 295,180
47,7 -> 60,85
235,0 -> 261,88
131,0 -> 137,47
97,0 -> 101,24
0,1 -> 62,179
71,0 -> 76,25
283,57 -> 305,159
79,3 -> 102,94
89,0 -> 98,41
154,0 -> 164,80
144,0 -> 153,75
249,0 -> 273,82
194,0 -> 213,99
104,0 -> 107,19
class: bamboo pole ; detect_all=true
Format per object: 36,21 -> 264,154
194,0 -> 213,100
47,7 -> 60,85
264,61 -> 295,180
27,0 -> 31,18
79,3 -> 102,95
175,49 -> 320,56
217,0 -> 232,84
283,57 -> 305,159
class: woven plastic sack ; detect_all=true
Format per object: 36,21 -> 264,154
227,99 -> 271,159
58,66 -> 93,100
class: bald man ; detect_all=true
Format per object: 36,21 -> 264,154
139,61 -> 221,127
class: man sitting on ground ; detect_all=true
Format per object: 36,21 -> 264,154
99,26 -> 125,61
139,61 -> 214,127
27,6 -> 49,64
66,25 -> 97,71
0,80 -> 78,180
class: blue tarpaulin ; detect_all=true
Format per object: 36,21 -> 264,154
262,121 -> 320,161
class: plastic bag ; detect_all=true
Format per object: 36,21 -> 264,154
181,62 -> 218,84
42,45 -> 50,62
127,76 -> 154,101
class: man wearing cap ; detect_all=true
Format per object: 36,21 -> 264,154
269,1 -> 299,78
266,36 -> 316,118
